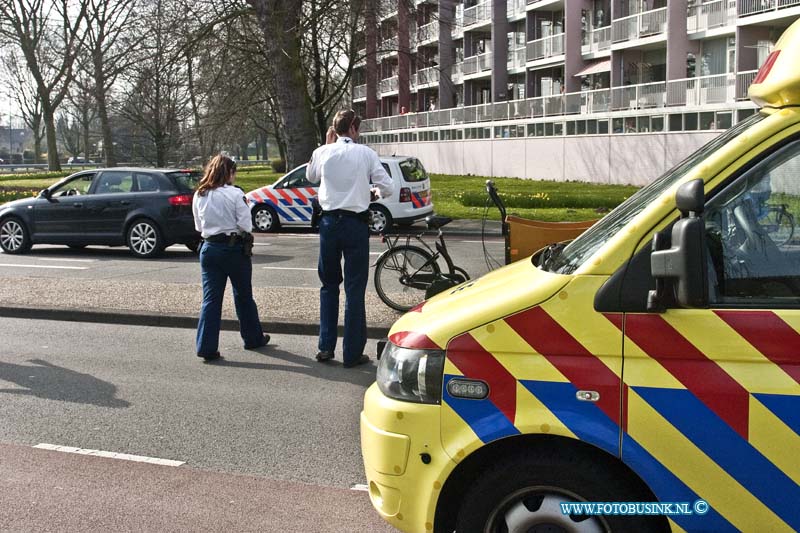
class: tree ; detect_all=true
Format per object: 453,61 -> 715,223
1,51 -> 45,163
0,0 -> 88,170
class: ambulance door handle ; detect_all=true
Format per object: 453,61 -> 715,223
576,390 -> 599,402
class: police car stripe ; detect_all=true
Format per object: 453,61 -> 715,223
442,374 -> 520,443
288,207 -> 309,221
620,314 -> 751,440
291,188 -> 309,205
520,380 -> 620,456
447,333 -> 518,424
637,387 -> 800,529
262,189 -> 280,205
715,311 -> 800,384
273,205 -> 295,221
304,187 -> 317,196
506,307 -> 622,426
276,189 -> 293,206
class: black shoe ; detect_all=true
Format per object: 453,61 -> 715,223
198,352 -> 222,362
245,334 -> 271,350
343,355 -> 370,368
316,350 -> 334,362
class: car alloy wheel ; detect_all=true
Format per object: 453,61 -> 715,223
369,205 -> 392,235
252,204 -> 278,233
0,218 -> 31,254
128,220 -> 162,258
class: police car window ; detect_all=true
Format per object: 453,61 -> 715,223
399,158 -> 429,182
547,112 -> 766,274
277,166 -> 310,188
50,174 -> 95,197
705,139 -> 800,305
382,163 -> 392,178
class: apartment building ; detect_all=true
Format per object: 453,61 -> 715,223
351,0 -> 799,184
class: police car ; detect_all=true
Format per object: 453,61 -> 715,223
245,156 -> 434,234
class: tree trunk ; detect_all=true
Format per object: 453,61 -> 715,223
42,102 -> 61,171
96,81 -> 117,166
248,0 -> 318,169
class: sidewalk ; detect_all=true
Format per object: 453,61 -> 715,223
0,219 -> 502,336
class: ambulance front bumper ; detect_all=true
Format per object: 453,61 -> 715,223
360,383 -> 456,533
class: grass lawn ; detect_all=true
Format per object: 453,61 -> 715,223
0,167 -> 639,223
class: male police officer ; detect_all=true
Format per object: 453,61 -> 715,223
308,110 -> 393,368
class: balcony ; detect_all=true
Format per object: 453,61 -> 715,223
464,0 -> 492,29
463,52 -> 492,76
507,0 -> 526,19
414,66 -> 440,87
353,84 -> 367,101
418,20 -> 439,45
739,0 -> 800,16
379,0 -> 397,20
361,72 -> 755,133
378,36 -> 399,59
688,0 -> 736,32
507,46 -> 527,70
379,76 -> 399,95
451,62 -> 464,84
582,26 -> 611,54
527,33 -> 565,61
612,7 -> 667,44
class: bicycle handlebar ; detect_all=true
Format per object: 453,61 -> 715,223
486,180 -> 507,221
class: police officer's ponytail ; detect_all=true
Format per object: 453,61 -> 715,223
197,153 -> 237,196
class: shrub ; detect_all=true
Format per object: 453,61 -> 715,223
270,159 -> 286,173
456,190 -> 625,210
0,186 -> 40,204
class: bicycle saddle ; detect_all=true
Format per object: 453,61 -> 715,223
426,215 -> 452,229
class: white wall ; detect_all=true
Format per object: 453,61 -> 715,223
374,131 -> 719,186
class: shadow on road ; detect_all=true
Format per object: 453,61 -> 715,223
0,358 -> 129,408
203,345 -> 377,388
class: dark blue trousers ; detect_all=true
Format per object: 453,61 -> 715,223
196,241 -> 264,356
318,214 -> 369,365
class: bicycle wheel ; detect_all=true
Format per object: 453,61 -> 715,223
763,207 -> 795,246
374,245 -> 441,312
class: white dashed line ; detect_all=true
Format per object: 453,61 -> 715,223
33,443 -> 185,466
262,266 -> 318,271
350,483 -> 369,491
0,263 -> 87,270
37,257 -> 97,263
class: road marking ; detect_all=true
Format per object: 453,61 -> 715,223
34,443 -> 185,467
369,252 -> 382,256
37,257 -> 97,263
0,263 -> 88,270
262,266 -> 318,271
350,484 -> 369,491
253,243 -> 272,246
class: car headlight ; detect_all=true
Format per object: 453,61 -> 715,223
377,342 -> 445,404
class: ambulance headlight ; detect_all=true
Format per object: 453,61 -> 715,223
377,343 -> 445,404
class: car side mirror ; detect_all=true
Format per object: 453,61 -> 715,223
648,179 -> 708,311
38,189 -> 52,200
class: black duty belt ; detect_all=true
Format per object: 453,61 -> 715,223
322,209 -> 370,221
205,233 -> 243,244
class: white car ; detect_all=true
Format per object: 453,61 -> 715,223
245,156 -> 434,233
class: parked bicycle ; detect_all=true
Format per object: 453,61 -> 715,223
373,215 -> 469,312
761,203 -> 795,246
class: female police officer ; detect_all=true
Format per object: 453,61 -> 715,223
192,153 -> 269,361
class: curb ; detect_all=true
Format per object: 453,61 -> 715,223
0,306 -> 391,339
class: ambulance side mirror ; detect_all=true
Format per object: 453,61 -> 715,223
648,180 -> 708,311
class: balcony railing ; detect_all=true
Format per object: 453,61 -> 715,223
582,26 -> 611,54
464,0 -> 492,28
508,46 -> 527,69
612,7 -> 667,43
379,76 -> 399,94
527,33 -> 565,61
379,0 -> 397,19
739,0 -> 800,16
414,66 -> 440,87
362,72 -> 757,133
452,8 -> 464,38
353,84 -> 367,100
507,0 -> 526,18
688,0 -> 736,32
451,62 -> 464,84
418,20 -> 439,44
463,52 -> 493,76
378,36 -> 398,59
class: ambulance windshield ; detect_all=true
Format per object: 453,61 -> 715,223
545,112 -> 766,275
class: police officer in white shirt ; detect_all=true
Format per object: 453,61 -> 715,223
308,110 -> 393,368
192,153 -> 269,362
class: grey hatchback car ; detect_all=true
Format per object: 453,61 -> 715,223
0,168 -> 201,258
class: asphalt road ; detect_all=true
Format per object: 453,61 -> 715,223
0,317 -> 396,532
0,230 -> 506,289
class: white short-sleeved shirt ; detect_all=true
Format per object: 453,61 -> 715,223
192,185 -> 253,238
307,137 -> 393,213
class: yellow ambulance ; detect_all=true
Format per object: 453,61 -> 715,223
360,18 -> 800,533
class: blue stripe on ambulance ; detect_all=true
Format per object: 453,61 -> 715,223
443,375 -> 520,443
753,392 -> 800,434
520,380 -> 619,456
636,387 -> 800,529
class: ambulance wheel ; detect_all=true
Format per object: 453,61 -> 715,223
369,205 -> 392,235
252,204 -> 279,233
455,451 -> 669,533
